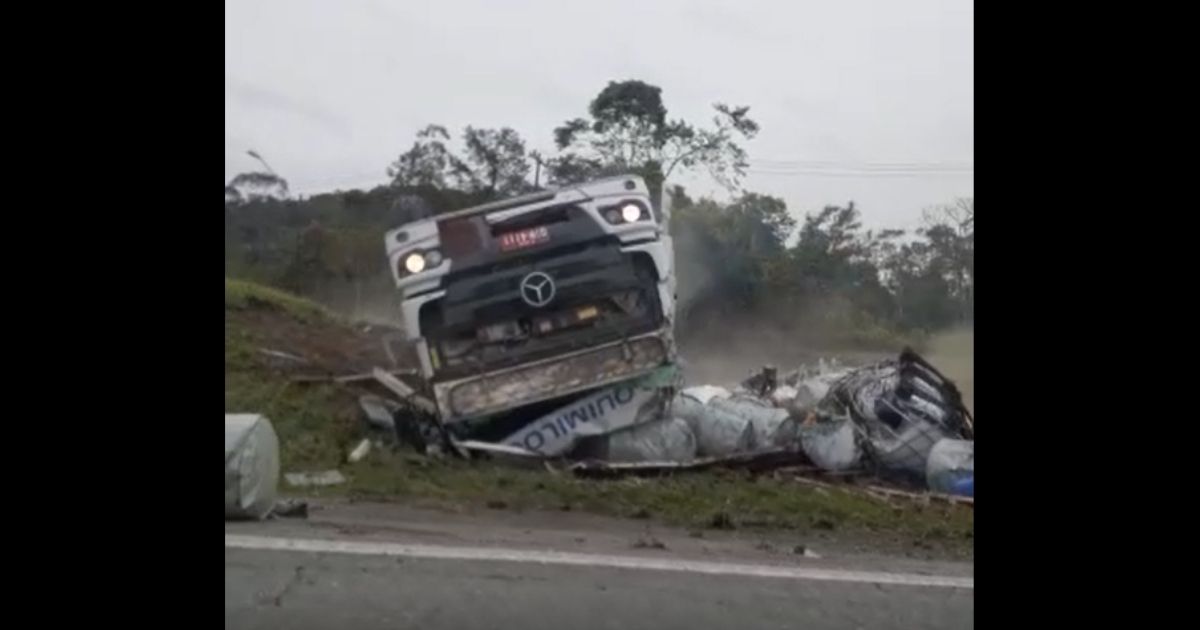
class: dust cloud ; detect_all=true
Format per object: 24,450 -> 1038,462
921,327 -> 973,414
679,323 -> 974,416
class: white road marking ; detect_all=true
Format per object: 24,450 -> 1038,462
225,534 -> 973,590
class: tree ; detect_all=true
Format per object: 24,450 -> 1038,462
460,126 -> 532,197
785,202 -> 901,326
386,125 -> 473,190
226,171 -> 289,203
670,190 -> 794,322
550,80 -> 759,192
280,220 -> 343,294
388,124 -> 536,201
725,193 -> 796,254
916,197 -> 973,322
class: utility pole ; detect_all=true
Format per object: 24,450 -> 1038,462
531,151 -> 545,188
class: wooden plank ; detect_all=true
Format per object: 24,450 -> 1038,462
865,484 -> 973,506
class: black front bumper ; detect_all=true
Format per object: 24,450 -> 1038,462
420,241 -> 664,381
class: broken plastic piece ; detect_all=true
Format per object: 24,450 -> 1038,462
348,439 -> 371,463
284,470 -> 346,487
682,385 -> 730,405
359,395 -> 397,431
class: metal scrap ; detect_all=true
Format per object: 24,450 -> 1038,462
816,348 -> 972,486
290,368 -> 419,385
371,367 -> 437,415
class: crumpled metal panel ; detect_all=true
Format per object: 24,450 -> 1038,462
438,333 -> 670,421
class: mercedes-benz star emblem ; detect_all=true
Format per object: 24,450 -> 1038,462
519,271 -> 556,308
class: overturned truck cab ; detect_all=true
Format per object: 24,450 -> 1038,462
385,175 -> 678,430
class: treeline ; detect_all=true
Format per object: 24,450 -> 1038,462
225,80 -> 972,345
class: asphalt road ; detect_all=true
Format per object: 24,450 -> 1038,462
225,502 -> 973,630
226,546 -> 971,630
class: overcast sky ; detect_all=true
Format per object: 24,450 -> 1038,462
225,0 -> 972,231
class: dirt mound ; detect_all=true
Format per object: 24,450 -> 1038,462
231,309 -> 410,375
225,278 -> 413,376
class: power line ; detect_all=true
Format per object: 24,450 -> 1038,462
745,168 -> 973,179
746,157 -> 973,178
749,161 -> 972,177
748,154 -> 974,166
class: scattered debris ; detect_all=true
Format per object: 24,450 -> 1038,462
225,414 -> 280,520
708,511 -> 736,530
291,368 -> 419,385
284,470 -> 347,488
681,385 -> 730,405
272,499 -> 309,519
791,544 -> 821,558
371,367 -> 437,415
633,533 -> 667,550
348,438 -> 372,463
770,385 -> 799,407
865,484 -> 973,507
456,440 -> 542,458
565,448 -> 808,478
358,395 -> 398,431
258,348 -> 309,367
344,348 -> 974,506
743,365 -> 778,398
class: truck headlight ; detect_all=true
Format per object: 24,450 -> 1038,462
404,252 -> 426,274
602,201 -> 649,225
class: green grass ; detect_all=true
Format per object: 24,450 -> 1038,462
225,277 -> 973,558
225,277 -> 333,323
322,452 -> 972,557
225,278 -> 360,468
